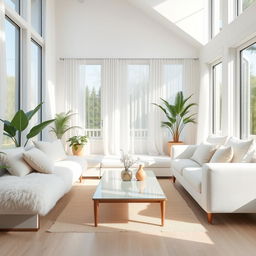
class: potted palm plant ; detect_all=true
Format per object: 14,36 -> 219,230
153,91 -> 197,156
67,135 -> 88,156
50,111 -> 81,139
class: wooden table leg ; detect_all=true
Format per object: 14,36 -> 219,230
94,200 -> 99,227
160,200 -> 166,226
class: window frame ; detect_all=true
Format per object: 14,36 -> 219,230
2,1 -> 45,147
210,0 -> 223,38
31,39 -> 43,131
4,15 -> 21,146
238,37 -> 256,139
237,0 -> 256,15
211,60 -> 223,134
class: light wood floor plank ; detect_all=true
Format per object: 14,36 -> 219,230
1,181 -> 256,256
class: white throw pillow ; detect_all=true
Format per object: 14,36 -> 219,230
0,147 -> 32,176
226,137 -> 253,163
23,148 -> 54,174
191,143 -> 218,165
33,140 -> 66,162
176,145 -> 197,159
206,135 -> 228,145
210,146 -> 233,163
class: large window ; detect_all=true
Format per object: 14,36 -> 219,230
238,0 -> 256,14
211,0 -> 223,37
240,42 -> 256,137
4,17 -> 20,147
212,62 -> 223,134
31,40 -> 42,125
4,0 -> 20,14
83,65 -> 102,138
128,64 -> 149,139
31,0 -> 42,35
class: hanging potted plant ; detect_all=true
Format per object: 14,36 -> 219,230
153,91 -> 197,156
67,135 -> 89,156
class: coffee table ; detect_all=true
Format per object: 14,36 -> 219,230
92,170 -> 167,227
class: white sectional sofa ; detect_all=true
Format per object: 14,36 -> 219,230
0,152 -> 86,231
171,137 -> 256,224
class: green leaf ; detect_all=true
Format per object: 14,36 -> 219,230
11,110 -> 29,131
0,119 -> 17,137
26,119 -> 55,140
26,102 -> 44,120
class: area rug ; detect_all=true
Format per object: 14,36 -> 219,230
47,179 -> 206,234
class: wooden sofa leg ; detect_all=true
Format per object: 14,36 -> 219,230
172,176 -> 176,183
207,213 -> 213,224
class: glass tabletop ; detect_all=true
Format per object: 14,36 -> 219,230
93,170 -> 166,200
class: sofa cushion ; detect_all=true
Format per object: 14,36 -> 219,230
33,140 -> 66,162
175,145 -> 197,159
23,148 -> 54,174
0,147 -> 33,177
226,137 -> 253,163
183,167 -> 202,193
139,155 -> 171,168
210,146 -> 233,163
171,159 -> 200,175
191,143 -> 218,165
207,135 -> 228,145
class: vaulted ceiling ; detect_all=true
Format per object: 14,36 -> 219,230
127,0 -> 207,48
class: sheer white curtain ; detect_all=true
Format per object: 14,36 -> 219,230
0,0 -> 7,146
63,60 -> 86,143
61,58 -> 199,155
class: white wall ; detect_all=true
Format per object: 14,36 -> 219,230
197,4 -> 256,142
55,0 -> 199,59
54,0 -> 199,153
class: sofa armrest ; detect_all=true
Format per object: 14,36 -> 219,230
171,145 -> 197,159
201,163 -> 256,213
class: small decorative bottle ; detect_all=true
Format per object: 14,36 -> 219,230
136,165 -> 146,181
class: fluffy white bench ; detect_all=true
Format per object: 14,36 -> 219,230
0,155 -> 86,231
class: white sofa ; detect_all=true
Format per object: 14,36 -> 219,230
171,141 -> 256,224
84,154 -> 172,177
0,155 -> 87,231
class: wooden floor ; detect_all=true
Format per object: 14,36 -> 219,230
1,179 -> 256,256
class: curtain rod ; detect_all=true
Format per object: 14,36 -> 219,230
59,57 -> 199,61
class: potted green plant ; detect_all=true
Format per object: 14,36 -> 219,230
153,91 -> 197,156
67,135 -> 88,156
0,103 -> 55,147
50,110 -> 81,139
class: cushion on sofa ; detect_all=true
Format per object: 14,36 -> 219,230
191,143 -> 218,165
0,147 -> 33,177
171,159 -> 200,175
175,145 -> 198,159
210,146 -> 233,163
206,135 -> 228,145
183,167 -> 202,193
23,148 -> 54,174
226,137 -> 253,163
33,140 -> 66,162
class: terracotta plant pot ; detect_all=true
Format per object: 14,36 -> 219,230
168,141 -> 184,157
72,144 -> 85,156
136,165 -> 146,181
